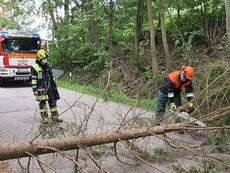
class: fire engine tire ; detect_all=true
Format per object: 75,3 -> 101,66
0,79 -> 4,87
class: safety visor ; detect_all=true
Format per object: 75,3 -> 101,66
184,75 -> 192,82
180,73 -> 191,83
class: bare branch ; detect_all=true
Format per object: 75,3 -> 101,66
118,139 -> 164,173
25,152 -> 56,172
78,145 -> 109,173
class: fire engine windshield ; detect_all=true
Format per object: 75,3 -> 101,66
2,38 -> 40,53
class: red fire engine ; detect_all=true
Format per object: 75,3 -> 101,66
0,29 -> 47,84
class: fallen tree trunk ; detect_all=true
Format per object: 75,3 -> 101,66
0,123 -> 186,161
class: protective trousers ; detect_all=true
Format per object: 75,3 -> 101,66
39,87 -> 58,119
155,91 -> 182,123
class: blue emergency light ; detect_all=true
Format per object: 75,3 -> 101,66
0,30 -> 40,38
32,33 -> 40,38
0,31 -> 10,35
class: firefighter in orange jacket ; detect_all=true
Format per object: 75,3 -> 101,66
155,65 -> 195,123
31,49 -> 63,124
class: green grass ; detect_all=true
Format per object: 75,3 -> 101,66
57,78 -> 155,110
57,79 -> 100,96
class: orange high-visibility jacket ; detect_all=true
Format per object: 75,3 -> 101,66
159,71 -> 194,103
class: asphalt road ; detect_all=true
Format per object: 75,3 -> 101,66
0,81 -> 212,173
0,81 -> 156,172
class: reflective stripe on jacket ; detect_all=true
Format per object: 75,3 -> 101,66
31,63 -> 49,101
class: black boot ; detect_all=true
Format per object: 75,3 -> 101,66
51,111 -> 63,123
155,112 -> 165,125
51,116 -> 63,123
39,103 -> 49,124
40,112 -> 49,124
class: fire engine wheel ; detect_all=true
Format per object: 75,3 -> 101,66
0,79 -> 4,87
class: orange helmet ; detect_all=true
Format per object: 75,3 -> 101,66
184,66 -> 194,80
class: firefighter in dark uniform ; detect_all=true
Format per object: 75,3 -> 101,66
155,65 -> 195,123
31,49 -> 63,123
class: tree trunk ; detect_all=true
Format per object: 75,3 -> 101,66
64,0 -> 70,23
0,123 -> 187,161
81,0 -> 99,44
46,0 -> 58,32
225,0 -> 230,48
134,0 -> 144,64
108,0 -> 115,50
88,20 -> 99,44
147,0 -> 159,75
54,0 -> 59,23
158,0 -> 172,72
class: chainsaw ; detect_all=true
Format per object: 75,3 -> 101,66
173,105 -> 206,128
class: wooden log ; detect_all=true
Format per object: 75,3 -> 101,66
0,123 -> 185,160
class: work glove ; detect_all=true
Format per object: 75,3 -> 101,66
188,103 -> 194,112
169,102 -> 177,112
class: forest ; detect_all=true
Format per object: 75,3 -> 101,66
0,0 -> 230,172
